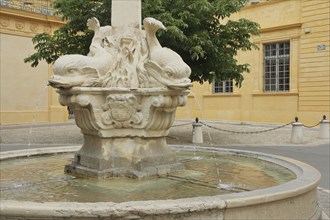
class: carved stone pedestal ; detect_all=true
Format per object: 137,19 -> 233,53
58,87 -> 188,178
65,136 -> 183,178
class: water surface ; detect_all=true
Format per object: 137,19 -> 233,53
0,151 -> 295,202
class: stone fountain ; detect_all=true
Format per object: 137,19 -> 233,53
0,1 -> 322,219
48,1 -> 191,178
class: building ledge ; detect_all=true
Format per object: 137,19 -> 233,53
252,92 -> 299,97
202,93 -> 241,98
0,7 -> 63,24
260,23 -> 302,34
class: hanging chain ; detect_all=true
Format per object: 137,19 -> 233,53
302,121 -> 321,129
171,116 -> 325,132
199,121 -> 293,134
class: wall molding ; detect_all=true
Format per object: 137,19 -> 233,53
260,23 -> 302,34
0,7 -> 63,37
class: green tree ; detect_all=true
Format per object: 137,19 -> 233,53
24,0 -> 259,85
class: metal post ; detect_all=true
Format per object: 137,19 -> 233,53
192,117 -> 203,144
319,115 -> 330,139
291,117 -> 303,144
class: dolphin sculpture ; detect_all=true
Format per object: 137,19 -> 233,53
49,17 -> 113,88
143,17 -> 192,90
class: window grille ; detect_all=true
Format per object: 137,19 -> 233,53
264,41 -> 290,92
213,80 -> 233,93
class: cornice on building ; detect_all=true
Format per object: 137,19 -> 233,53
0,7 -> 64,24
260,23 -> 302,34
0,7 -> 64,37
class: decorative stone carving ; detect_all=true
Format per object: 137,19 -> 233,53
49,18 -> 114,88
101,94 -> 143,128
44,27 -> 51,34
30,23 -> 39,32
0,18 -> 9,27
57,88 -> 188,178
15,20 -> 24,30
49,15 -> 191,178
49,17 -> 191,90
143,18 -> 192,90
0,12 -> 61,36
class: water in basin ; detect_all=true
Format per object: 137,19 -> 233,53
0,150 -> 295,203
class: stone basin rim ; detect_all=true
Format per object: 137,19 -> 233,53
0,145 -> 321,216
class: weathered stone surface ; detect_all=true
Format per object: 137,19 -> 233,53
49,17 -> 191,90
57,87 -> 188,178
65,135 -> 183,178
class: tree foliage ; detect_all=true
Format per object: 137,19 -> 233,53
24,0 -> 259,85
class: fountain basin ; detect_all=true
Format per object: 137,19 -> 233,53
0,145 -> 321,219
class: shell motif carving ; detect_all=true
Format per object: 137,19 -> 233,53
101,94 -> 143,128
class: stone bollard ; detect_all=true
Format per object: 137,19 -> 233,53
319,115 -> 330,139
291,117 -> 304,144
192,118 -> 203,144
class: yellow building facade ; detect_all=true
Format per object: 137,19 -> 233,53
0,1 -> 67,125
176,0 -> 330,125
1,0 -> 329,125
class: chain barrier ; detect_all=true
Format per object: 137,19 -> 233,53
172,115 -> 327,133
295,115 -> 326,129
302,121 -> 321,129
199,121 -> 293,134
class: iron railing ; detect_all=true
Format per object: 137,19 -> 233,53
0,0 -> 55,16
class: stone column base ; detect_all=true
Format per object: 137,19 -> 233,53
65,135 -> 183,178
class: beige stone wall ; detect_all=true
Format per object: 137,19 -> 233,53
0,33 -> 49,123
177,0 -> 330,125
298,0 -> 330,123
0,7 -> 67,125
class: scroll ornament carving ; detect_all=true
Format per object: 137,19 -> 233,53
57,90 -> 187,134
59,94 -> 91,107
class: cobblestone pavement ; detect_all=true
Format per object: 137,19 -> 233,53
1,119 -> 329,218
